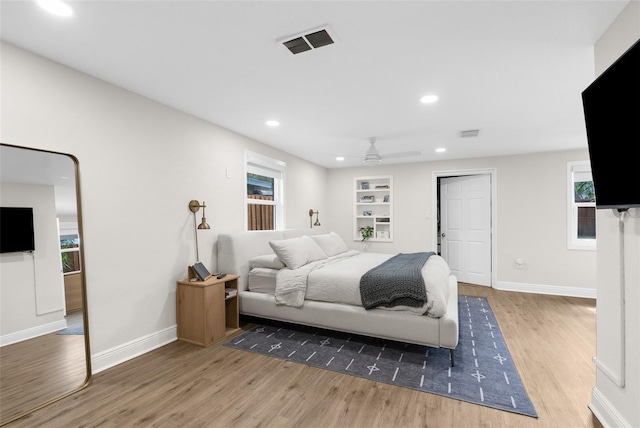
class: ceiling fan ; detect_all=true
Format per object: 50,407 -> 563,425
363,137 -> 421,164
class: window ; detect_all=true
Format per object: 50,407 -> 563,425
567,161 -> 596,250
245,151 -> 285,230
60,233 -> 81,273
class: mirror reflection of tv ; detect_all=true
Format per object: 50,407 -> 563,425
581,39 -> 640,210
0,207 -> 36,253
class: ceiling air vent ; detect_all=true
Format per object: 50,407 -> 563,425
280,26 -> 336,55
283,37 -> 312,55
305,29 -> 334,49
460,129 -> 480,138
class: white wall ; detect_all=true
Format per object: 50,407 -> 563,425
589,3 -> 640,427
327,149 -> 596,295
0,42 -> 328,371
0,183 -> 65,342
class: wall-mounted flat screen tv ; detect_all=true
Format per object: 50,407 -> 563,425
0,207 -> 36,253
581,39 -> 640,209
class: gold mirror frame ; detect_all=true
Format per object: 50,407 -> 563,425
0,143 -> 91,426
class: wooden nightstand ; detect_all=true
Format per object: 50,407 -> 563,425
176,274 -> 240,347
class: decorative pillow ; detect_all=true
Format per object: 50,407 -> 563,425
423,255 -> 451,302
269,236 -> 327,269
310,232 -> 349,257
249,254 -> 286,270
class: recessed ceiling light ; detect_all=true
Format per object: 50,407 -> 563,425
420,94 -> 438,104
265,120 -> 280,127
435,147 -> 446,153
37,0 -> 74,17
336,156 -> 345,161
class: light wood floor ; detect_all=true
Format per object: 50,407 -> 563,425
6,285 -> 602,427
0,332 -> 87,425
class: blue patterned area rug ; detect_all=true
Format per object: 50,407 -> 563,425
225,295 -> 537,418
56,326 -> 84,335
57,313 -> 84,335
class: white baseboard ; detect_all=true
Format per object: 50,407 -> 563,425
91,325 -> 177,374
0,319 -> 67,347
494,281 -> 596,299
589,387 -> 631,428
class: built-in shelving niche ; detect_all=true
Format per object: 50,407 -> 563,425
353,175 -> 393,242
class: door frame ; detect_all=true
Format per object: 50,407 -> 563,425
432,168 -> 497,287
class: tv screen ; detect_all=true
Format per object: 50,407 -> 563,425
0,207 -> 36,253
582,39 -> 640,209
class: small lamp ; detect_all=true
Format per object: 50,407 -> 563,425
189,200 -> 210,230
308,209 -> 321,228
189,200 -> 210,262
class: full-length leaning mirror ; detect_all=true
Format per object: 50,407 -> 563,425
0,143 -> 91,426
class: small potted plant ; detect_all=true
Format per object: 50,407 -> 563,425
359,226 -> 374,241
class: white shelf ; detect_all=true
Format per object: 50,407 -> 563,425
354,175 -> 393,242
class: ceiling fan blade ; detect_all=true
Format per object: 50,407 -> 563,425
380,151 -> 421,159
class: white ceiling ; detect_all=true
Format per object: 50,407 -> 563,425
0,0 -> 629,168
0,144 -> 78,216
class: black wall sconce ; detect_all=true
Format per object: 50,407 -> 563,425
309,209 -> 321,228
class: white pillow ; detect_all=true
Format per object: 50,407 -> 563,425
249,254 -> 286,270
423,255 -> 451,302
269,236 -> 327,269
310,232 -> 348,257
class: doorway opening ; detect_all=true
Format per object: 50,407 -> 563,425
433,169 -> 496,287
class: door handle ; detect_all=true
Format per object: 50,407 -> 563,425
441,233 -> 446,238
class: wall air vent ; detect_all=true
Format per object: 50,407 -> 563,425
279,26 -> 336,55
460,129 -> 480,138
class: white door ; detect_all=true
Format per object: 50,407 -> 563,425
440,175 -> 492,286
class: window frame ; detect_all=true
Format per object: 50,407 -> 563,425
567,161 -> 596,251
245,151 -> 286,231
59,220 -> 82,274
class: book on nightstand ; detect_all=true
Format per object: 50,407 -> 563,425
190,262 -> 212,281
225,288 -> 237,298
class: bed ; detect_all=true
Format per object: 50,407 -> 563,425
217,229 -> 459,365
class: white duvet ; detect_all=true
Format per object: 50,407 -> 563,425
274,250 -> 451,318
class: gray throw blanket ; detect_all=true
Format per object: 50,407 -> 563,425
359,252 -> 434,309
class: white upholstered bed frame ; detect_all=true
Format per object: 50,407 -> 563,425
217,229 -> 459,363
